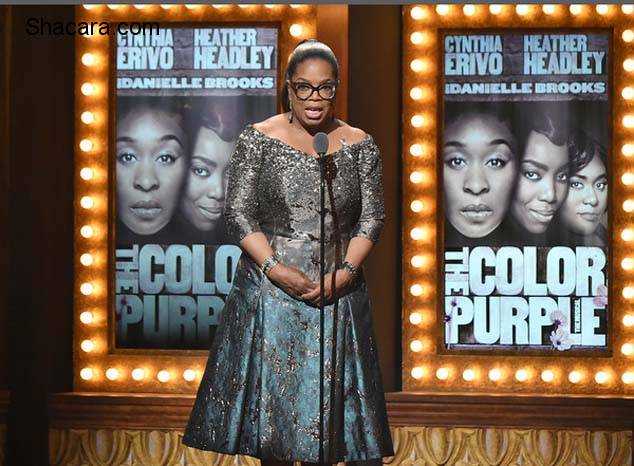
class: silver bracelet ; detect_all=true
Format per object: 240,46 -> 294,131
340,261 -> 358,278
260,253 -> 280,276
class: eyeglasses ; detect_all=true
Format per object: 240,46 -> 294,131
290,81 -> 337,100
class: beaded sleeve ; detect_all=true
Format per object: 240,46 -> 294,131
224,127 -> 263,242
350,140 -> 386,244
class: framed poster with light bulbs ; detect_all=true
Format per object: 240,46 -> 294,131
403,4 -> 634,395
73,4 -> 317,393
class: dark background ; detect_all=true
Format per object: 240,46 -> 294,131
1,5 -> 401,465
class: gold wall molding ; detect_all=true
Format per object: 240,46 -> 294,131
49,426 -> 631,466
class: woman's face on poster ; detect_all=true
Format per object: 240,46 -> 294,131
560,152 -> 607,235
116,107 -> 186,235
443,112 -> 517,238
511,131 -> 569,234
181,126 -> 234,232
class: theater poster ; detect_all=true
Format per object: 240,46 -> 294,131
442,30 -> 610,352
114,26 -> 278,349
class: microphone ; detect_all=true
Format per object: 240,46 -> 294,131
312,130 -> 329,466
313,132 -> 329,158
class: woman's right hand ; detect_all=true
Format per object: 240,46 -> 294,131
267,263 -> 317,299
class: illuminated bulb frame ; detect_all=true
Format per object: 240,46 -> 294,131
403,5 -> 630,395
74,5 -> 317,393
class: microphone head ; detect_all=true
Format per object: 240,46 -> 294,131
313,132 -> 329,155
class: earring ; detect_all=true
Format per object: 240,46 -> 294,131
288,101 -> 294,123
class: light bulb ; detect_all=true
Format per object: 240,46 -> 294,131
80,167 -> 94,180
80,253 -> 93,266
463,4 -> 476,16
516,4 -> 529,15
515,369 -> 529,382
81,112 -> 95,124
410,87 -> 423,100
79,139 -> 93,152
410,200 -> 424,213
595,371 -> 609,384
80,196 -> 94,209
410,32 -> 424,45
410,6 -> 425,20
80,339 -> 94,352
489,5 -> 502,15
80,225 -> 94,238
569,371 -> 582,383
569,4 -> 582,15
81,83 -> 95,96
436,5 -> 449,16
410,340 -> 423,352
409,144 -> 424,157
411,115 -> 425,128
289,24 -> 303,37
81,53 -> 96,66
410,227 -> 425,240
596,4 -> 609,15
436,367 -> 449,380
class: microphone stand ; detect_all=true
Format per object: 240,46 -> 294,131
318,149 -> 326,466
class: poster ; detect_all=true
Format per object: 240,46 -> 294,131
114,26 -> 278,349
442,31 -> 609,351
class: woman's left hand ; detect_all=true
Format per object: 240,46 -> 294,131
300,269 -> 352,306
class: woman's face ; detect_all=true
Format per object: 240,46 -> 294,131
181,126 -> 234,232
116,107 -> 186,235
511,130 -> 569,234
443,112 -> 517,238
560,152 -> 608,235
287,57 -> 337,129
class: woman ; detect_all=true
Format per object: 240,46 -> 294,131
443,102 -> 518,246
182,40 -> 394,466
179,109 -> 236,243
555,132 -> 608,247
508,105 -> 571,245
116,97 -> 187,244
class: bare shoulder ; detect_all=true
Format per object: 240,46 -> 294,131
252,114 -> 288,138
335,121 -> 368,145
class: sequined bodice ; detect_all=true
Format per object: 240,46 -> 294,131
224,124 -> 385,245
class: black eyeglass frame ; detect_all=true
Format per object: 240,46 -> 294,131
288,80 -> 339,101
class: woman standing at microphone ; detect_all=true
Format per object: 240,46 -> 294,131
182,39 -> 394,466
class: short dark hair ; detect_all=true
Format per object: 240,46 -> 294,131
116,96 -> 189,154
444,101 -> 518,155
569,128 -> 607,175
281,39 -> 339,112
518,102 -> 569,153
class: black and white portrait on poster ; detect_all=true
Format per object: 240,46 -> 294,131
442,31 -> 609,351
114,26 -> 278,349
